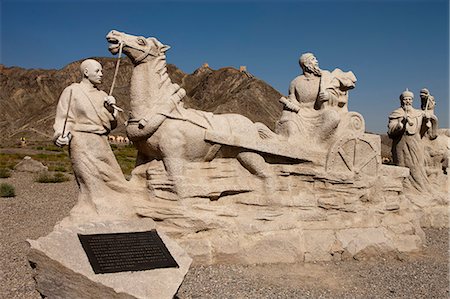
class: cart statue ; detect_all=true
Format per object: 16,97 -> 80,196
102,30 -> 434,265
106,30 -> 380,200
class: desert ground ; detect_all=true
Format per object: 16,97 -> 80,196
0,142 -> 448,299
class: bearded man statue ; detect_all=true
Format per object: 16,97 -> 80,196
388,89 -> 437,193
275,53 -> 349,150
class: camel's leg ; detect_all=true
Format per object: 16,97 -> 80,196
159,126 -> 189,198
237,151 -> 275,199
162,156 -> 188,198
129,151 -> 153,186
236,151 -> 268,177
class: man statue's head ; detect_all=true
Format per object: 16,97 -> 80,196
299,53 -> 321,76
80,59 -> 103,86
420,88 -> 435,110
400,89 -> 414,111
420,88 -> 429,99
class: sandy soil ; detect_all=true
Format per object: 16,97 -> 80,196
1,172 -> 448,298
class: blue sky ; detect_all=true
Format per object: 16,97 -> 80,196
1,0 -> 448,133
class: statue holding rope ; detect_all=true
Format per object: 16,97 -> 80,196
53,58 -> 140,224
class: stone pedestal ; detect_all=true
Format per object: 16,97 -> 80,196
135,160 -> 425,264
28,219 -> 192,299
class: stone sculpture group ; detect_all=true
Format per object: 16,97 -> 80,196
27,29 -> 448,298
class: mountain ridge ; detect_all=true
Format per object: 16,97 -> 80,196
0,58 -> 283,145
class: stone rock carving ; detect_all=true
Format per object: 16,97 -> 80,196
28,219 -> 192,299
275,53 -> 359,150
387,89 -> 438,193
106,30 -> 276,199
52,59 -> 143,223
419,89 -> 448,181
103,30 -> 429,264
272,52 -> 376,177
419,88 -> 439,139
34,59 -> 192,299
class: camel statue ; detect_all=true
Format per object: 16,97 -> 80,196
106,30 -> 275,197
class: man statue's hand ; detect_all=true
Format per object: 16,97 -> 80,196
105,96 -> 116,106
104,96 -> 123,113
318,91 -> 330,102
279,97 -> 300,112
55,132 -> 72,147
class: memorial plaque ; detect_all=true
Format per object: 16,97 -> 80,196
78,230 -> 179,274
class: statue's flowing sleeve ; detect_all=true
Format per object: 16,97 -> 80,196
53,85 -> 76,142
387,108 -> 405,138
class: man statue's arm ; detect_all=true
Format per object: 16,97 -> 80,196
387,112 -> 406,138
421,108 -> 439,139
279,79 -> 301,112
53,86 -> 74,147
316,82 -> 339,110
103,95 -> 119,130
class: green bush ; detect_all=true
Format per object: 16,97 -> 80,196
0,168 -> 11,178
52,165 -> 67,172
0,183 -> 15,197
35,172 -> 70,183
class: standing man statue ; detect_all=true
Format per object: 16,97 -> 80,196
53,59 -> 138,223
275,53 -> 355,149
387,89 -> 437,193
419,88 -> 445,178
419,88 -> 438,139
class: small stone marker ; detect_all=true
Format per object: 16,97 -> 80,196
28,219 -> 192,299
78,230 -> 178,274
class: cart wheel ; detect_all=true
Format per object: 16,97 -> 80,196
326,134 -> 380,176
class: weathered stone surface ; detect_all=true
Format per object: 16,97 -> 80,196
419,206 -> 449,228
131,159 -> 425,264
102,30 -> 430,265
386,89 -> 448,229
303,230 -> 335,262
14,156 -> 48,172
28,219 -> 192,299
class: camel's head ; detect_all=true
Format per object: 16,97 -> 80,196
106,30 -> 170,64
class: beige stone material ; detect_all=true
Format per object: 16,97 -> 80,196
102,30 -> 430,263
275,52 -> 358,151
387,88 -> 448,228
32,57 -> 192,298
52,59 -> 148,225
28,219 -> 192,299
106,30 -> 278,199
387,89 -> 438,193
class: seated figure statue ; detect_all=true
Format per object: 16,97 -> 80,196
275,53 -> 356,150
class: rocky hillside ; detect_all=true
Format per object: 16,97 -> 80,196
0,58 -> 283,145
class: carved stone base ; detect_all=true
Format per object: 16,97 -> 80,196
27,219 -> 192,299
135,159 -> 426,264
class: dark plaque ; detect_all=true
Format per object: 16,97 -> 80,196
78,230 -> 179,274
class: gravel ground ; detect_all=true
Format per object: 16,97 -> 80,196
1,172 -> 448,298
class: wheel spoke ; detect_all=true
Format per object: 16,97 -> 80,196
338,148 -> 353,172
356,152 -> 377,172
